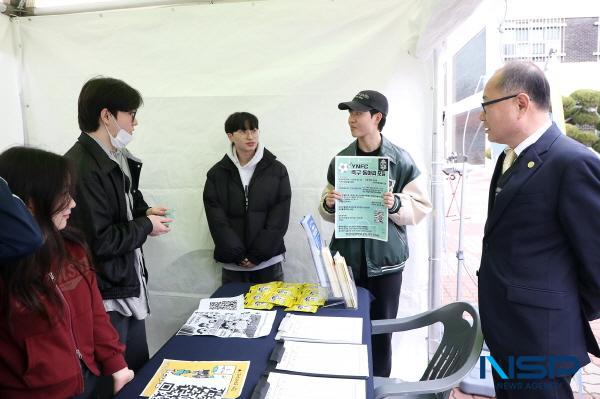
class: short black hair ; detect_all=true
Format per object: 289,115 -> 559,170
369,109 -> 387,131
224,112 -> 259,134
497,61 -> 551,111
78,77 -> 143,133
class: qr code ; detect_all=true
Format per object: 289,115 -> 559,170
151,382 -> 224,399
209,301 -> 238,311
374,210 -> 384,223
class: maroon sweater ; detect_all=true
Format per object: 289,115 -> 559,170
0,241 -> 127,399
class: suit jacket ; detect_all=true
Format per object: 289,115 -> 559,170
478,123 -> 600,371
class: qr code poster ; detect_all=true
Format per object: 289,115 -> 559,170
149,374 -> 226,399
141,359 -> 249,398
197,295 -> 244,312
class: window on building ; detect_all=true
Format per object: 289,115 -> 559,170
502,18 -> 566,62
453,29 -> 486,103
544,27 -> 560,41
515,28 -> 528,42
532,43 -> 545,55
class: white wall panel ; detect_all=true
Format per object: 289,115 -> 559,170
17,0 -> 435,378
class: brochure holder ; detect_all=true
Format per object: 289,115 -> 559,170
299,215 -> 358,308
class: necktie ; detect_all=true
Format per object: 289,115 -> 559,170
501,148 -> 517,175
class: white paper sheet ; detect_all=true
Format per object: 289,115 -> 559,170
276,341 -> 369,377
178,309 -> 276,338
275,314 -> 362,344
264,372 -> 365,399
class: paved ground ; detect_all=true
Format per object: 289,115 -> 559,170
441,162 -> 600,398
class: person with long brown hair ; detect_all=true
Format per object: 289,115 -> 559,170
0,146 -> 133,399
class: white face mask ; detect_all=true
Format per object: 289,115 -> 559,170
104,113 -> 133,149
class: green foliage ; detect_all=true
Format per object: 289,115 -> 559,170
571,112 -> 600,126
563,90 -> 600,153
565,123 -> 581,137
570,89 -> 600,109
566,123 -> 599,147
562,96 -> 576,120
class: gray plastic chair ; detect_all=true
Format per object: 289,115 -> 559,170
371,302 -> 484,399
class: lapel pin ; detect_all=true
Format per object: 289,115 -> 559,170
527,161 -> 535,169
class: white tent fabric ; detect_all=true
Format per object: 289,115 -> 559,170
0,0 -> 483,378
0,15 -> 24,146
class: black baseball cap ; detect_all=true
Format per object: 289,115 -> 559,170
338,90 -> 388,116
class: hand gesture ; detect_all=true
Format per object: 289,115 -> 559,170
325,190 -> 343,209
383,192 -> 395,209
112,367 -> 134,394
146,207 -> 168,216
148,215 -> 173,236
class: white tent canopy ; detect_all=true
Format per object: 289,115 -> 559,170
0,0 -> 481,378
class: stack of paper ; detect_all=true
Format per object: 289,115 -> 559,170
275,314 -> 362,344
273,341 -> 369,378
321,247 -> 342,298
259,372 -> 365,399
333,252 -> 358,308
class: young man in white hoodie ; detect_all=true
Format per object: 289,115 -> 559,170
203,112 -> 291,284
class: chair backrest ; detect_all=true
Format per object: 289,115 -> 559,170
421,302 -> 480,383
372,301 -> 483,399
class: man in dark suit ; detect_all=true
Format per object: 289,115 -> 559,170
478,61 -> 600,398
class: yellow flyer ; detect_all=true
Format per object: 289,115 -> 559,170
141,359 -> 250,398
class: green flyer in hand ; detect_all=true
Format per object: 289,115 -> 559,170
334,156 -> 389,241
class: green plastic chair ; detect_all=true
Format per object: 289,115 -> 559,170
371,302 -> 484,399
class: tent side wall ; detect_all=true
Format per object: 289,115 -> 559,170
13,0 -> 434,378
0,14 -> 25,148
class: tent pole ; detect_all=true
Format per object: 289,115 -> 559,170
428,47 -> 444,358
26,0 -> 262,17
10,17 -> 29,145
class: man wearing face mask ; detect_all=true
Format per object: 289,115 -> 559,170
64,77 -> 172,379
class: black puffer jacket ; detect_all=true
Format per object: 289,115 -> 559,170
203,148 -> 291,265
64,133 -> 152,299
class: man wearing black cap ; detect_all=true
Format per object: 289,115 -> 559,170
319,90 -> 432,377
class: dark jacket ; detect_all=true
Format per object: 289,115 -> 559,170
0,241 -> 126,399
479,124 -> 600,372
203,148 -> 291,265
326,135 -> 420,278
0,177 -> 43,262
64,133 -> 152,299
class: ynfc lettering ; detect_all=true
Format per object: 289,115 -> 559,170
349,163 -> 369,169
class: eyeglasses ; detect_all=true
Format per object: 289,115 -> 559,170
234,128 -> 259,136
481,94 -> 518,113
128,110 -> 137,122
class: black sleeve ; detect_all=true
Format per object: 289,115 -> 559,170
70,171 -> 153,261
203,171 -> 246,264
132,187 -> 150,218
326,158 -> 335,186
0,177 -> 43,261
246,164 -> 292,264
